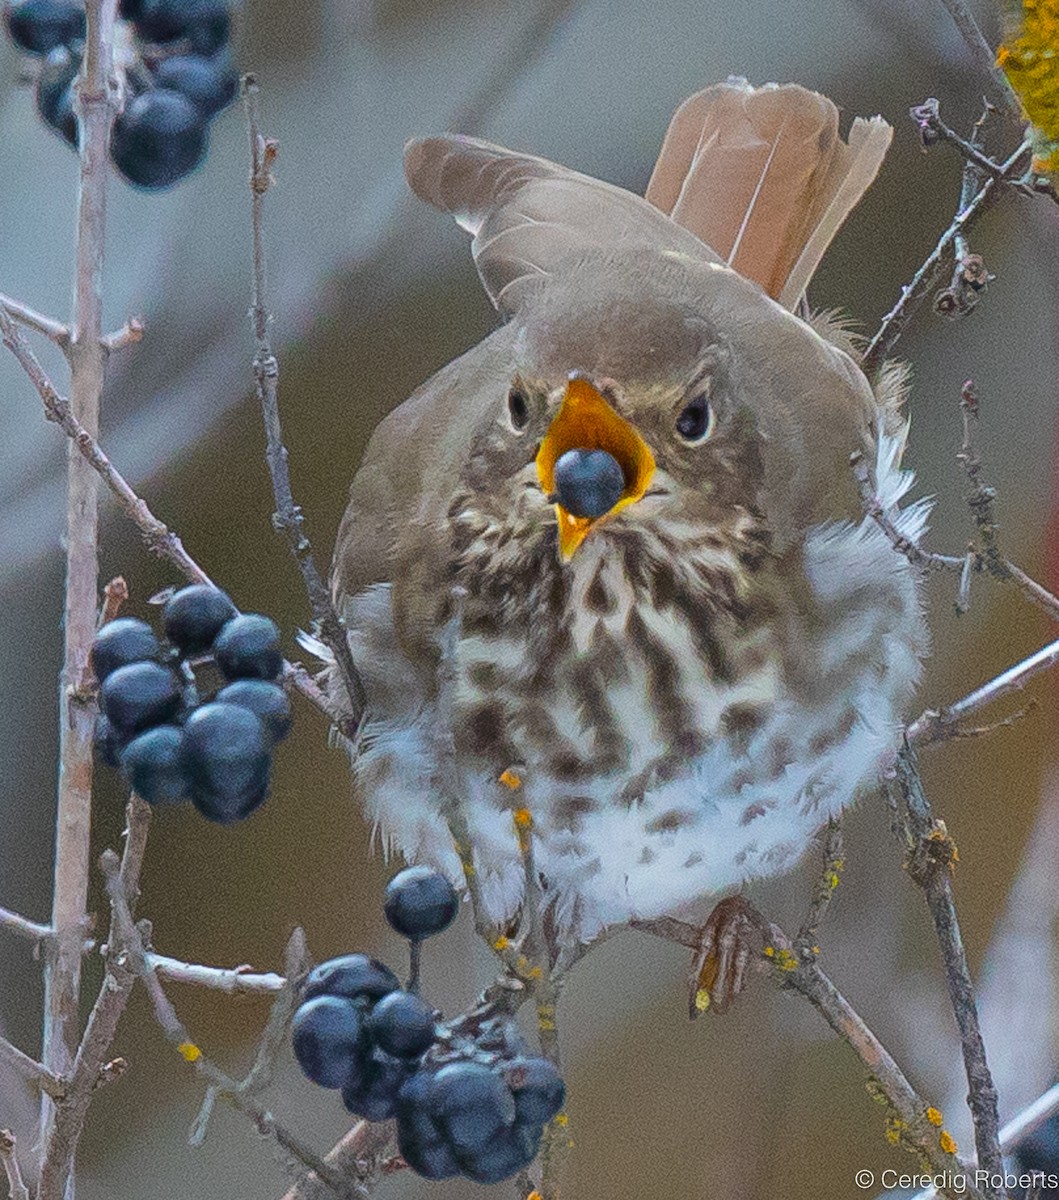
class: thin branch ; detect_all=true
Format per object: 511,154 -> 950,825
0,906 -> 52,943
40,0 -> 118,1160
0,1035 -> 66,1100
889,747 -> 1004,1195
936,0 -> 1023,124
797,818 -> 845,953
146,954 -> 287,994
907,633 -> 1059,744
912,98 -> 1013,179
862,138 -> 1031,373
0,293 -> 69,349
108,886 -> 355,1197
278,1121 -> 393,1200
37,795 -> 150,1200
910,1080 -> 1059,1200
0,305 -> 212,587
635,912 -> 982,1200
0,303 -> 344,726
0,1130 -> 29,1200
100,316 -> 144,353
242,76 -> 367,738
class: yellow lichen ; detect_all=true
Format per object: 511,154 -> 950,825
885,1116 -> 906,1146
925,1106 -> 943,1127
999,0 -> 1059,179
940,1130 -> 958,1155
499,769 -> 522,790
178,1041 -> 201,1063
493,935 -> 510,951
773,947 -> 799,972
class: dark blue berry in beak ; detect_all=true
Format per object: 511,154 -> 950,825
552,448 -> 625,519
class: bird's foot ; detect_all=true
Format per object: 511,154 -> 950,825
688,894 -> 765,1018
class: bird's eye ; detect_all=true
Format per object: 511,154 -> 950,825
675,393 -> 714,443
507,386 -> 530,431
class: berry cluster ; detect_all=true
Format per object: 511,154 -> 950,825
3,0 -> 238,189
94,584 -> 290,823
292,868 -> 565,1185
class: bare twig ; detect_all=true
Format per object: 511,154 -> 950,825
278,1121 -> 393,1200
100,316 -> 144,353
40,0 -> 118,1160
0,906 -> 52,943
889,747 -> 1004,1195
146,954 -> 287,995
0,1036 -> 66,1100
862,138 -> 1031,373
935,0 -> 1023,124
797,818 -> 845,952
911,1080 -> 1059,1200
111,891 -> 354,1196
0,306 -> 213,587
0,304 -> 345,726
242,77 -> 367,738
635,911 -> 981,1199
908,634 -> 1059,744
38,796 -> 150,1200
912,98 -> 1013,180
0,1130 -> 29,1200
0,293 -> 69,349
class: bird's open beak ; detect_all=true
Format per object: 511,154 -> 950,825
535,376 -> 656,560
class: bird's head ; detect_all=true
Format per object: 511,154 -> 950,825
452,250 -> 872,582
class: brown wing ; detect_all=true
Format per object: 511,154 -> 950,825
646,78 -> 892,308
404,135 -> 723,314
331,326 -> 517,663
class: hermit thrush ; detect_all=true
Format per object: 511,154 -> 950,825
330,79 -> 928,942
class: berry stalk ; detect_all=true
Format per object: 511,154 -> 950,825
40,0 -> 118,1160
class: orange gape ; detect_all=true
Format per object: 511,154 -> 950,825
535,377 -> 656,560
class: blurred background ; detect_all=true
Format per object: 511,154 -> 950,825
1,0 -> 1058,1196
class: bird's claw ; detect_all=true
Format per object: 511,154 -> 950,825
688,895 -> 762,1018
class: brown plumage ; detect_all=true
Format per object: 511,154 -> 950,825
330,80 -> 925,939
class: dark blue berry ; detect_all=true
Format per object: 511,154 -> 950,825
291,996 -> 370,1090
429,1062 -> 516,1155
131,0 -> 229,52
1015,1111 -> 1059,1196
213,613 -> 282,681
505,1056 -> 565,1126
303,954 -> 399,1005
215,680 -> 291,743
341,1048 -> 411,1121
148,50 -> 235,118
111,87 -> 208,189
182,701 -> 270,823
3,0 -> 85,55
395,1072 -> 461,1180
162,584 -> 237,655
101,661 -> 181,733
383,866 -> 459,941
119,725 -> 190,805
553,448 -> 625,519
92,616 -> 162,682
35,43 -> 79,144
94,712 -> 126,768
458,1125 -> 539,1184
367,991 -> 437,1060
